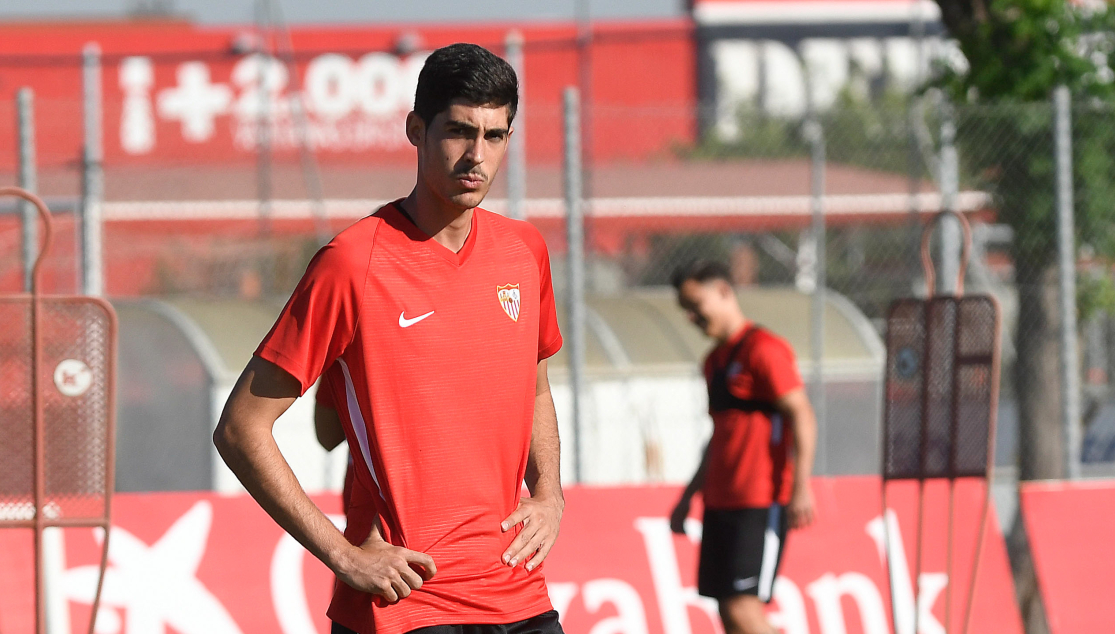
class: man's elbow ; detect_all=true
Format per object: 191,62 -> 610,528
791,405 -> 817,431
789,407 -> 818,445
212,418 -> 234,458
212,413 -> 250,462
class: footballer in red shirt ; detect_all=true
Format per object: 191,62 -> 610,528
668,261 -> 817,634
214,44 -> 565,634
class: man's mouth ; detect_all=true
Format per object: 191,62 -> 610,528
456,173 -> 485,188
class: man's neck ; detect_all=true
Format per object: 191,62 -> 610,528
717,315 -> 749,345
401,187 -> 473,253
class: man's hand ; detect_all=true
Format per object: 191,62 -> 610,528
669,496 -> 691,535
336,530 -> 437,603
787,484 -> 815,529
501,494 -> 563,572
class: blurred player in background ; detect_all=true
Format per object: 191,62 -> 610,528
214,43 -> 565,634
669,260 -> 817,634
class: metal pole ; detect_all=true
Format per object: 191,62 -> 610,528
1054,85 -> 1081,480
18,87 -> 37,292
505,30 -> 527,221
938,106 -> 961,295
81,43 -> 104,297
266,0 -> 331,246
255,0 -> 274,238
799,48 -> 828,474
575,0 -> 593,289
564,86 -> 586,484
805,118 -> 827,475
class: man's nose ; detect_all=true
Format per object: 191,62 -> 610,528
463,135 -> 485,163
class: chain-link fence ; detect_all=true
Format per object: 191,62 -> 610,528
0,92 -> 84,296
559,92 -> 1115,498
3,38 -> 1115,503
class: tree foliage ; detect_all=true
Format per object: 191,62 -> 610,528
937,0 -> 1115,266
937,0 -> 1115,101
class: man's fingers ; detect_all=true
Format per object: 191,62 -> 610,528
790,506 -> 814,529
391,574 -> 412,600
503,524 -> 537,565
398,564 -> 424,591
501,504 -> 528,532
379,585 -> 399,603
402,549 -> 437,579
502,525 -> 537,565
507,528 -> 550,567
525,538 -> 554,571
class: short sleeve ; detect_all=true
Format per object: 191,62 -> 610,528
509,219 -> 563,361
750,334 -> 804,401
536,244 -> 563,361
255,241 -> 369,394
528,232 -> 563,360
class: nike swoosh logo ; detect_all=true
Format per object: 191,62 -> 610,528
398,310 -> 435,328
733,576 -> 759,591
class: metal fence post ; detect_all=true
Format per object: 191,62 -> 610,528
18,87 -> 37,292
81,43 -> 104,297
575,0 -> 593,289
1054,85 -> 1081,480
938,106 -> 961,295
505,30 -> 527,221
564,86 -> 586,484
804,118 -> 828,475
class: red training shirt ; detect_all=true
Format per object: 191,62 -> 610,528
702,324 -> 803,509
256,202 -> 563,634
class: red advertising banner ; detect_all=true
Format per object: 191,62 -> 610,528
1020,480 -> 1115,634
0,478 -> 1021,634
0,20 -> 695,170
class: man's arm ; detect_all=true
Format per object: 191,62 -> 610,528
214,357 -> 435,601
775,387 -> 817,529
670,441 -> 711,534
501,359 -> 564,572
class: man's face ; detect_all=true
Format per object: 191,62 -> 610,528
407,101 -> 512,211
677,278 -> 736,340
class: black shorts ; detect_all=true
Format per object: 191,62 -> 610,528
331,609 -> 563,634
697,505 -> 789,602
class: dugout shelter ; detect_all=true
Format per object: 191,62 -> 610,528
110,287 -> 884,492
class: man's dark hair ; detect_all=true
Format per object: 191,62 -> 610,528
414,43 -> 518,126
671,260 -> 733,291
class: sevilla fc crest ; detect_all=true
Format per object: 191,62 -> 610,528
497,284 -> 521,322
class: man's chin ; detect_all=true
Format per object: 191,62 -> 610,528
447,190 -> 488,210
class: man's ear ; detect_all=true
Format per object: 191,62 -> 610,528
716,278 -> 735,299
405,111 -> 424,148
